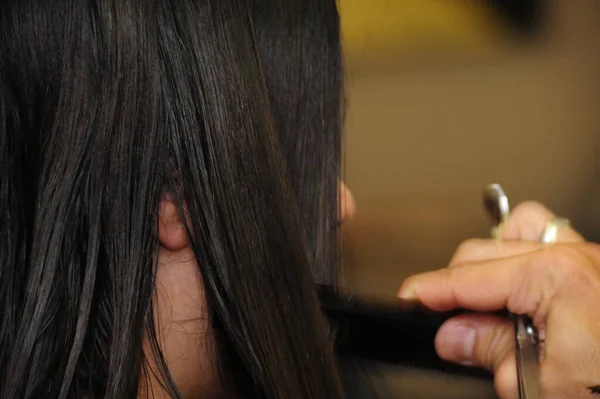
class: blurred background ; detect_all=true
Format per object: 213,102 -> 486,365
340,0 -> 600,296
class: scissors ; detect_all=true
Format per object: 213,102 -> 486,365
483,184 -> 541,399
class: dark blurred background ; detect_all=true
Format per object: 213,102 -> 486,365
340,0 -> 600,296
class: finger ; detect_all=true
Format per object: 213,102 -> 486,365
435,314 -> 514,370
503,201 -> 584,242
339,181 -> 356,224
398,251 -> 549,316
435,314 -> 519,399
400,242 -> 600,315
449,239 -> 543,268
494,356 -> 520,399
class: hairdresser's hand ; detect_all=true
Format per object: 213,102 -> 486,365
398,202 -> 600,399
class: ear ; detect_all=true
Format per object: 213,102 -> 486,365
339,181 -> 356,224
158,195 -> 189,251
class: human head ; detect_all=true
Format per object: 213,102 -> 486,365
0,0 -> 344,398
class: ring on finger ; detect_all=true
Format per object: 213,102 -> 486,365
540,217 -> 571,244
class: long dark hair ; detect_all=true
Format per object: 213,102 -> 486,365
0,0 -> 343,398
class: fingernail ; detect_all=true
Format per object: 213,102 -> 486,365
442,321 -> 476,362
398,285 -> 418,300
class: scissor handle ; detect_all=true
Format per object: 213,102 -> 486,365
482,184 -> 541,399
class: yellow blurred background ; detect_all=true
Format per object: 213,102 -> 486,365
340,0 -> 513,62
340,0 -> 600,296
341,1 -> 499,55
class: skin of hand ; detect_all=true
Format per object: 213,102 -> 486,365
398,201 -> 600,399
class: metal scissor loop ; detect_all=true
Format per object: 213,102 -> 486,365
482,184 -> 540,399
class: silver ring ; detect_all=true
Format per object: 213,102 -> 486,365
540,217 -> 571,244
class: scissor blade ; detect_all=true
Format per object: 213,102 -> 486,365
516,316 -> 541,398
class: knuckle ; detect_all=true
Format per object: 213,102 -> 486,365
506,201 -> 555,240
511,200 -> 550,218
542,244 -> 592,286
451,238 -> 487,265
504,245 -> 591,316
582,241 -> 600,261
447,263 -> 466,282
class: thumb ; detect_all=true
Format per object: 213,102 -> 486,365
435,314 -> 519,399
